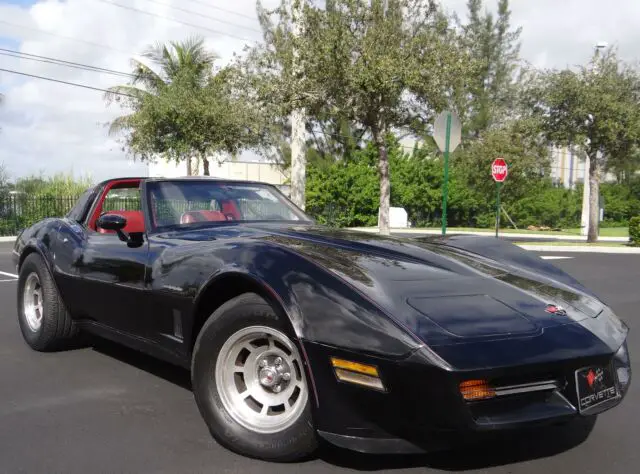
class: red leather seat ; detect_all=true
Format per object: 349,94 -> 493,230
97,210 -> 145,234
221,201 -> 242,220
180,210 -> 228,224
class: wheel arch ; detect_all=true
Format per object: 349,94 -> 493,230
188,270 -> 319,406
18,241 -> 54,276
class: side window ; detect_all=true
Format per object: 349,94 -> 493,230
102,187 -> 141,212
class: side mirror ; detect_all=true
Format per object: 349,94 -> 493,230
97,213 -> 144,247
97,213 -> 127,232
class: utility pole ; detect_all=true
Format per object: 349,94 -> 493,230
581,41 -> 607,237
289,0 -> 307,210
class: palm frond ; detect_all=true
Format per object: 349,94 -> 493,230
130,59 -> 166,91
103,85 -> 150,104
107,115 -> 134,137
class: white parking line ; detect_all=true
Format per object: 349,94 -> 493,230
0,279 -> 17,282
0,270 -> 18,279
540,256 -> 574,260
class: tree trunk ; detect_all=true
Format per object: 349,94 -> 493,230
203,157 -> 210,176
289,0 -> 307,210
374,129 -> 391,235
290,107 -> 307,210
186,156 -> 193,176
587,154 -> 600,243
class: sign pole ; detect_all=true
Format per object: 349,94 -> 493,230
495,181 -> 501,238
433,110 -> 461,236
441,113 -> 452,236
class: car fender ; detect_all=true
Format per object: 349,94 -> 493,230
15,219 -> 60,276
156,240 -> 422,360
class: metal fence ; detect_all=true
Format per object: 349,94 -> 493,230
0,195 -> 79,236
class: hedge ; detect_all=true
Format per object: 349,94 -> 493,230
630,217 -> 640,246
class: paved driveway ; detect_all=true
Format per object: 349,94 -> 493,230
0,243 -> 638,474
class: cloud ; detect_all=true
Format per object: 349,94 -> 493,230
1,0 -> 640,182
0,0 -> 267,182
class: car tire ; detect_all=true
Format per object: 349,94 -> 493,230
191,292 -> 317,462
17,252 -> 79,351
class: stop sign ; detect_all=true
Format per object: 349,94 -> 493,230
492,158 -> 508,182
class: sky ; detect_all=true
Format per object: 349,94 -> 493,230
0,0 -> 639,182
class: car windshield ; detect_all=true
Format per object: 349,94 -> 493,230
147,180 -> 311,229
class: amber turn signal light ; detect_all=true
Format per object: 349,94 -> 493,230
331,358 -> 385,392
331,357 -> 379,377
459,379 -> 496,401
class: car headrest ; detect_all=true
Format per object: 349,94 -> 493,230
221,201 -> 242,220
180,210 -> 228,224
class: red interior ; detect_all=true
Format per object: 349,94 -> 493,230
221,201 -> 241,220
180,210 -> 228,224
89,178 -> 144,234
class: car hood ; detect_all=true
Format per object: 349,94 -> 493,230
246,224 -> 606,347
161,223 -> 606,348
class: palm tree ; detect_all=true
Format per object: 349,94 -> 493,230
106,36 -> 217,175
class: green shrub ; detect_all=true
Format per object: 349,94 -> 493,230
600,183 -> 640,227
630,217 -> 640,246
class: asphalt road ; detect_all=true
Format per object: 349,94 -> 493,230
0,242 -> 638,474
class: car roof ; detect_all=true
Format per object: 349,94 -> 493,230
97,176 -> 273,187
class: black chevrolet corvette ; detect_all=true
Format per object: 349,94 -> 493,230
13,177 -> 631,461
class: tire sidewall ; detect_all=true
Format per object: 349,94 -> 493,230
17,255 -> 48,348
191,294 -> 317,461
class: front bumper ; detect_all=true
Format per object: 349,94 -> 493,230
303,338 -> 631,454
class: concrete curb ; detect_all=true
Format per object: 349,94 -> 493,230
346,227 -> 628,242
0,237 -> 16,243
518,245 -> 640,254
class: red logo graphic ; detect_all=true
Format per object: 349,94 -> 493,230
545,304 -> 567,316
584,368 -> 604,391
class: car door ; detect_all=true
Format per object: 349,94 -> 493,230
71,181 -> 151,336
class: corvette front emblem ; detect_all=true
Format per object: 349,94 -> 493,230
545,304 -> 567,316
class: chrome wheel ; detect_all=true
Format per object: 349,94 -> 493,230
215,326 -> 308,434
23,272 -> 43,332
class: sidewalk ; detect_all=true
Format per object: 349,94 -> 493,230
347,227 -> 640,254
347,227 -> 629,242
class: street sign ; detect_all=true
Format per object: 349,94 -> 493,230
433,110 -> 462,236
492,158 -> 508,182
491,158 -> 508,238
433,111 -> 462,153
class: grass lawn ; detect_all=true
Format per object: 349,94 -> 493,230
409,226 -> 629,238
562,227 -> 629,237
514,241 -> 629,247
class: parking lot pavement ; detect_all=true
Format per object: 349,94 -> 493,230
0,243 -> 639,474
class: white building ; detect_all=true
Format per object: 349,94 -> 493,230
147,159 -> 289,186
549,146 -> 617,189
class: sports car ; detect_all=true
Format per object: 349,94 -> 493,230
13,177 -> 631,461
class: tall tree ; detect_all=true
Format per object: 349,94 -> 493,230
246,2 -> 379,192
105,37 -> 216,175
456,0 -> 522,139
527,49 -> 640,241
291,0 -> 471,234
